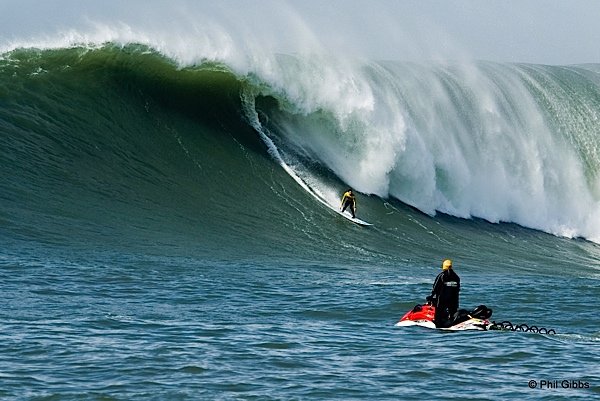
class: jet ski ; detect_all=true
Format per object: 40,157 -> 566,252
395,304 -> 493,331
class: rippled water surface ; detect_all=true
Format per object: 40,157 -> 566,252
1,247 -> 598,400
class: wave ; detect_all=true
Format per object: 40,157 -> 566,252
242,55 -> 600,242
2,41 -> 600,250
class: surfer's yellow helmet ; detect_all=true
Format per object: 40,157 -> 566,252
442,259 -> 453,270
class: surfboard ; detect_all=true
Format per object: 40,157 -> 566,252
338,209 -> 373,226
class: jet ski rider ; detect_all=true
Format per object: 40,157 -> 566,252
426,259 -> 461,328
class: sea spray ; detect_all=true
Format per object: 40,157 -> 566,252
244,59 -> 600,241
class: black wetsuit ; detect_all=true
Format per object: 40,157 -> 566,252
429,269 -> 460,327
341,191 -> 356,218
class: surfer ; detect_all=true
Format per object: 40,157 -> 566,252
426,259 -> 460,328
340,189 -> 357,218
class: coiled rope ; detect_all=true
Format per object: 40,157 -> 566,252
489,320 -> 556,334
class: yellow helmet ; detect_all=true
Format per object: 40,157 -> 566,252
442,259 -> 453,270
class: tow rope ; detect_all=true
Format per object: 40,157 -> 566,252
489,320 -> 556,334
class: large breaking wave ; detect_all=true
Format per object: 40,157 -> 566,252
2,13 -> 600,244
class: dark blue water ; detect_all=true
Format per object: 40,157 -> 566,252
1,243 -> 598,400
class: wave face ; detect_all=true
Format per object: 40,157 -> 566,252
2,42 -> 600,256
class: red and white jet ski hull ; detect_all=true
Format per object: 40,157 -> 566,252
395,304 -> 492,331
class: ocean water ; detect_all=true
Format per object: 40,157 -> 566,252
1,7 -> 600,401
